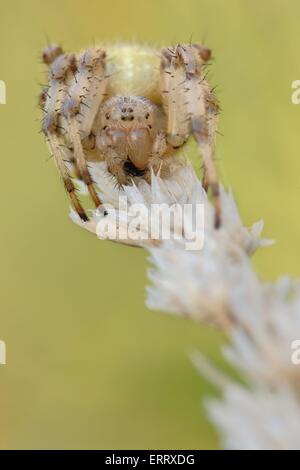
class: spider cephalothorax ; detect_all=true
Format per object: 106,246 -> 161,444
96,95 -> 166,182
40,42 -> 220,225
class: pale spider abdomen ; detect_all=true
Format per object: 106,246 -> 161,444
105,44 -> 161,104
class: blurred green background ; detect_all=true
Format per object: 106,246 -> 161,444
0,0 -> 299,449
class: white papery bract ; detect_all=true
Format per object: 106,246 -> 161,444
70,160 -> 270,252
191,276 -> 300,449
143,162 -> 271,327
225,278 -> 300,386
207,385 -> 300,450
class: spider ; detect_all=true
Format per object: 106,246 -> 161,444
40,42 -> 221,226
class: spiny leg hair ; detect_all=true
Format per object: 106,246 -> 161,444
40,48 -> 90,221
160,44 -> 221,227
41,45 -> 108,221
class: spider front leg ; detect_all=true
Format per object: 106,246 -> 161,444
62,48 -> 108,210
160,44 -> 221,228
41,48 -> 89,221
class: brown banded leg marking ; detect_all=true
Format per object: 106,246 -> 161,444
64,118 -> 101,207
160,44 -> 221,227
41,48 -> 89,221
62,48 -> 108,209
48,134 -> 88,221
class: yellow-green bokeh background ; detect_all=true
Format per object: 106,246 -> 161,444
0,0 -> 299,449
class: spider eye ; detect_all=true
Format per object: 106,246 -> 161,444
105,113 -> 110,119
145,113 -> 150,119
